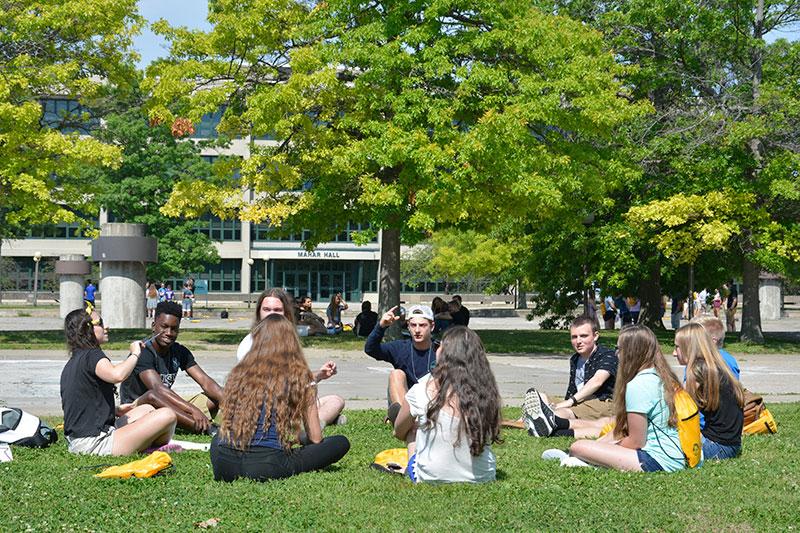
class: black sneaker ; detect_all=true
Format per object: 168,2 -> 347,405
522,388 -> 556,437
386,402 -> 401,425
206,423 -> 219,438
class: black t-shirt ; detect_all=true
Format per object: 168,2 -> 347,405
355,310 -> 378,336
60,348 -> 116,438
120,340 -> 197,403
566,344 -> 618,401
451,306 -> 470,326
701,373 -> 743,447
726,286 -> 738,309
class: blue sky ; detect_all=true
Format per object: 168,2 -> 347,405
133,1 -> 797,68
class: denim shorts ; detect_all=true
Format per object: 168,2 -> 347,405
637,449 -> 664,472
406,453 -> 417,482
702,437 -> 741,460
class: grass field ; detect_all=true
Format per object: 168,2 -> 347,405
0,405 -> 796,531
1,328 -> 798,355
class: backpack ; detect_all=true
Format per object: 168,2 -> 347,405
672,389 -> 702,468
370,448 -> 409,475
95,451 -> 173,479
0,407 -> 58,448
742,389 -> 765,427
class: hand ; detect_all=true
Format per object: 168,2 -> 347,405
191,408 -> 210,433
379,306 -> 401,328
316,361 -> 337,381
129,340 -> 144,357
116,403 -> 135,416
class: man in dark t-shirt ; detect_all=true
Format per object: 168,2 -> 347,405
354,301 -> 378,337
450,295 -> 470,326
725,279 -> 738,333
120,301 -> 223,434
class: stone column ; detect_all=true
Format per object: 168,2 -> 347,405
91,223 -> 157,328
759,272 -> 783,320
55,254 -> 92,318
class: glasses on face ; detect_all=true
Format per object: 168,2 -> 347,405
91,317 -> 104,328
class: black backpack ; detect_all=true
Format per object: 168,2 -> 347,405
0,407 -> 58,448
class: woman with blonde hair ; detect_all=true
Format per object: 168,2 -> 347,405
211,314 -> 350,481
674,322 -> 744,460
568,325 -> 686,472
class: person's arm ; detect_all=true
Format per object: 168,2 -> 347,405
94,341 -> 144,384
138,368 -> 210,432
314,361 -> 337,383
364,306 -> 401,362
186,364 -> 224,404
303,399 -> 323,444
393,399 -> 415,441
554,370 -> 612,410
617,412 -> 647,450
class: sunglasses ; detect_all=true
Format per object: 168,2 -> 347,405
91,317 -> 104,328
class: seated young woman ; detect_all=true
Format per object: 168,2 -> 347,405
211,314 -> 350,481
568,325 -> 687,472
60,306 -> 177,456
674,322 -> 744,460
237,288 -> 345,427
393,326 -> 502,483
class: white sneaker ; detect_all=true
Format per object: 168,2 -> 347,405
541,449 -> 569,461
560,456 -> 594,468
522,388 -> 556,437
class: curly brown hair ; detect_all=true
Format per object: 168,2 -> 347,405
424,326 -> 502,456
219,314 -> 314,451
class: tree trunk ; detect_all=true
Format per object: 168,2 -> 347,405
638,253 -> 664,330
378,227 -> 402,337
740,256 -> 764,343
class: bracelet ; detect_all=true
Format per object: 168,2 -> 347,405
128,352 -> 139,359
570,394 -> 579,406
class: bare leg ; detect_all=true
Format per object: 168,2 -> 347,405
569,439 -> 642,471
112,407 -> 177,456
317,395 -> 345,427
388,369 -> 408,405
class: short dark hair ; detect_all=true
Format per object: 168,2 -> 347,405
155,301 -> 182,321
64,308 -> 100,353
361,300 -> 371,311
453,295 -> 463,303
570,316 -> 598,333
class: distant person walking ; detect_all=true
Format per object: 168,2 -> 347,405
725,280 -> 738,333
84,280 -> 96,306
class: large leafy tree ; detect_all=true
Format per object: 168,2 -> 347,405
0,0 -> 141,254
145,0 -> 646,313
85,87 -> 221,281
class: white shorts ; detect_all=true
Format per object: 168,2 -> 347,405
66,427 -> 116,456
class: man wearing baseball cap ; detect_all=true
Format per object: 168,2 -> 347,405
364,304 -> 440,423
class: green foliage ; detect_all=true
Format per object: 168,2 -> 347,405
0,0 -> 141,241
1,406 -> 799,531
85,88 -> 220,281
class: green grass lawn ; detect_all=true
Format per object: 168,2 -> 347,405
1,328 -> 797,355
1,405 -> 797,531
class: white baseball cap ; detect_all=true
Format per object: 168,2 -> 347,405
406,304 -> 434,321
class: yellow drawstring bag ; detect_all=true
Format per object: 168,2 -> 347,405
95,451 -> 173,479
743,409 -> 777,435
370,448 -> 408,475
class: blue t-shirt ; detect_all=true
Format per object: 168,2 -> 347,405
626,369 -> 686,472
248,407 -> 282,450
84,284 -> 96,302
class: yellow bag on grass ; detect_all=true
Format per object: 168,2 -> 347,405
95,451 -> 172,479
371,448 -> 408,475
743,409 -> 777,435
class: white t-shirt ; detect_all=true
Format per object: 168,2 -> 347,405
236,334 -> 252,361
405,374 -> 496,483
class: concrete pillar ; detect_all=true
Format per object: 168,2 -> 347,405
759,273 -> 783,320
91,223 -> 157,328
55,254 -> 91,318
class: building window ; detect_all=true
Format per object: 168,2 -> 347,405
40,98 -> 98,134
252,222 -> 376,243
197,214 -> 241,241
0,257 -> 57,291
190,109 -> 223,139
26,220 -> 97,239
207,259 -> 241,292
250,259 -> 267,293
268,259 -> 378,302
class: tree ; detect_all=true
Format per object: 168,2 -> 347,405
145,0 -> 646,313
0,1 -> 141,261
84,86 -> 220,281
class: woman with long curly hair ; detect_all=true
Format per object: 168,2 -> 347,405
568,325 -> 687,472
211,314 -> 350,481
393,326 -> 501,483
60,306 -> 176,456
674,322 -> 744,460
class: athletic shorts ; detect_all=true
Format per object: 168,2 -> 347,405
571,398 -> 614,420
66,427 -> 116,456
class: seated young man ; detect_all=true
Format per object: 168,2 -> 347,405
518,316 -> 618,438
297,296 -> 328,336
354,301 -> 378,337
364,305 -> 439,423
120,301 -> 223,435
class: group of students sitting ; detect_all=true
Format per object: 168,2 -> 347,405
58,287 -> 749,485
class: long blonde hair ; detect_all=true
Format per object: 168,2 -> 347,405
613,325 -> 681,439
675,322 -> 744,412
219,314 -> 314,451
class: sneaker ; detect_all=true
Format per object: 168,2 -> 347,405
206,423 -> 219,438
335,414 -> 348,426
560,456 -> 594,468
522,388 -> 556,437
541,448 -> 569,462
386,402 -> 401,425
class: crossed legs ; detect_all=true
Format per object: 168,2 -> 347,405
112,404 -> 177,456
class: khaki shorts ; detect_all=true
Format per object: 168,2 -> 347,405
185,393 -> 218,421
66,427 -> 116,456
571,398 -> 614,420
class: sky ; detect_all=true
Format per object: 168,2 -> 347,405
133,1 -> 797,68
